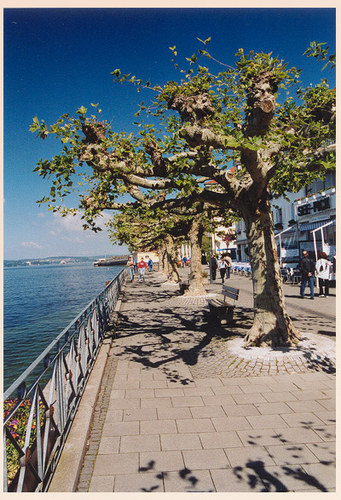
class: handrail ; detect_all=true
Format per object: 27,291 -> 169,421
3,267 -> 128,492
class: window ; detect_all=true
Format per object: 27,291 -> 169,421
277,208 -> 283,225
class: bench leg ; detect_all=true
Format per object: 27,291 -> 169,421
220,308 -> 234,325
208,306 -> 234,325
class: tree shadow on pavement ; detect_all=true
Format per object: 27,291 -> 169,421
239,460 -> 328,492
118,443 -> 334,491
230,427 -> 335,492
115,315 -> 216,370
137,462 -> 212,492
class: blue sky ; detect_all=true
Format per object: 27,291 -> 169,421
3,7 -> 336,259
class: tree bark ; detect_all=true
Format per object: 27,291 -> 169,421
185,218 -> 207,296
243,198 -> 300,347
157,245 -> 165,274
164,236 -> 180,283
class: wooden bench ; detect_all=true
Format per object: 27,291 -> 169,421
208,285 -> 239,325
179,279 -> 190,294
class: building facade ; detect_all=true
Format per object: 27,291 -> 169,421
207,223 -> 237,260
235,171 -> 336,265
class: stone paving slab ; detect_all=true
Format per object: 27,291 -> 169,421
75,271 -> 335,492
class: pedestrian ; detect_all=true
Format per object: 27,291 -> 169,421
126,255 -> 135,282
210,254 -> 218,281
315,251 -> 332,297
147,256 -> 153,272
225,251 -> 233,280
299,250 -> 315,299
182,256 -> 188,268
219,257 -> 227,283
138,257 -> 147,281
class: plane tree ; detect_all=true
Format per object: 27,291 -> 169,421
107,199 -> 232,294
107,204 -> 190,284
31,41 -> 335,347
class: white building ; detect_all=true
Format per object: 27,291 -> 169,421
236,171 -> 336,265
207,222 -> 237,258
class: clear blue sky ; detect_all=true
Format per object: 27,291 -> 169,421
4,7 -> 336,259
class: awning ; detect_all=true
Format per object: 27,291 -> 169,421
299,219 -> 336,232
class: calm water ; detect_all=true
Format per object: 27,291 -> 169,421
3,262 -> 124,391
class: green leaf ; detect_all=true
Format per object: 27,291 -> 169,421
77,106 -> 87,116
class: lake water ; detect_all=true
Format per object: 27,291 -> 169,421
3,262 -> 124,391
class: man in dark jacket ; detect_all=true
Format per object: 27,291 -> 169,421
299,250 -> 315,299
210,255 -> 218,281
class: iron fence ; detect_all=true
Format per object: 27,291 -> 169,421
3,268 -> 128,492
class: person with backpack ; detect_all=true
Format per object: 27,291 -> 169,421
299,250 -> 315,299
315,251 -> 332,297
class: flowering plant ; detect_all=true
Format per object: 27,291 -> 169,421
4,398 -> 46,483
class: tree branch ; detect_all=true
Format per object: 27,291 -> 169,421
180,125 -> 242,150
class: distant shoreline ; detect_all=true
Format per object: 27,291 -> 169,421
4,255 -> 129,268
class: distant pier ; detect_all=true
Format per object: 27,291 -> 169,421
93,258 -> 127,267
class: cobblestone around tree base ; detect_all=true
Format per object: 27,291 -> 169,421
188,333 -> 336,379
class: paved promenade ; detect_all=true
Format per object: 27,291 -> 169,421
75,270 -> 336,492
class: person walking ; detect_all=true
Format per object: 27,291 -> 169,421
225,251 -> 233,280
147,256 -> 153,272
138,257 -> 148,281
126,255 -> 135,282
210,255 -> 218,281
219,257 -> 227,283
299,250 -> 315,299
315,251 -> 332,297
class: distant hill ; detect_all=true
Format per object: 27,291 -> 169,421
4,255 -> 129,268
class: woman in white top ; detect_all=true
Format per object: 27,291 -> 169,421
315,251 -> 332,297
219,257 -> 227,283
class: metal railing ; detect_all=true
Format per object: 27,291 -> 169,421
3,268 -> 128,492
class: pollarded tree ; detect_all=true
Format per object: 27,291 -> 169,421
31,41 -> 335,347
107,200 -> 229,295
107,204 -> 188,283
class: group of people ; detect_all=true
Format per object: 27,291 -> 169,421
300,250 -> 335,299
209,249 -> 335,299
126,255 -> 153,282
210,253 -> 233,283
126,250 -> 335,298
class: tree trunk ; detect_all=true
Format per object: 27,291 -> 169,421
243,199 -> 300,347
159,242 -> 168,276
164,236 -> 180,283
157,244 -> 166,275
161,247 -> 169,277
186,219 -> 207,296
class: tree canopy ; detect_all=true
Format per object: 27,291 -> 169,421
31,39 -> 335,347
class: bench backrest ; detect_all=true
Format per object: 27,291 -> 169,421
222,285 -> 239,303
